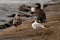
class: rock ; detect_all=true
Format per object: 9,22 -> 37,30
0,20 -> 6,22
7,14 -> 15,17
18,4 -> 30,12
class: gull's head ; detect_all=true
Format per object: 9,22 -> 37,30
15,14 -> 20,18
34,20 -> 37,23
31,20 -> 37,23
15,14 -> 20,16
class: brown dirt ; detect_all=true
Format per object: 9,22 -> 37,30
0,4 -> 60,40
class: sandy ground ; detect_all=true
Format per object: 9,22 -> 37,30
0,4 -> 60,40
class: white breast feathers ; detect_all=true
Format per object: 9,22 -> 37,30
31,7 -> 35,12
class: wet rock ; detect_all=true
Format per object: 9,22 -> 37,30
7,14 -> 15,17
0,19 -> 13,29
0,20 -> 6,22
18,4 -> 31,12
4,23 -> 11,28
0,25 -> 6,29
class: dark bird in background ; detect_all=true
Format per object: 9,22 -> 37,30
31,3 -> 47,23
